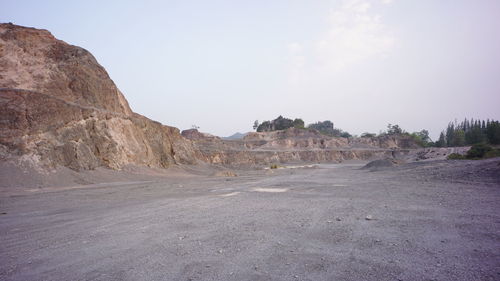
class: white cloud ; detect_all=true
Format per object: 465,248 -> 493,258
287,0 -> 395,81
381,0 -> 394,5
316,0 -> 395,71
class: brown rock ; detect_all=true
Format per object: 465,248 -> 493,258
0,24 -> 201,171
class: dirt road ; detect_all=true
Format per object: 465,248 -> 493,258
1,159 -> 499,281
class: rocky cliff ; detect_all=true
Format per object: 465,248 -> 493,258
0,23 -> 200,171
185,127 -> 421,166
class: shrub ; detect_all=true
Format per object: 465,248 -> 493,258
447,153 -> 465,160
270,164 -> 279,169
484,149 -> 500,159
466,144 -> 493,159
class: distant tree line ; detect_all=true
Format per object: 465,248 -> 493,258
253,117 -> 351,137
253,116 -> 305,132
375,124 -> 432,147
436,119 -> 500,147
307,120 -> 351,138
251,117 -> 500,148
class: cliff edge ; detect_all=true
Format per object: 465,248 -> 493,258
0,23 -> 201,171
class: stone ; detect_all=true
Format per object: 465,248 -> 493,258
0,23 -> 201,171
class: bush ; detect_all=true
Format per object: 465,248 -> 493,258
256,116 -> 305,132
484,149 -> 500,158
270,164 -> 279,169
466,144 -> 493,159
447,153 -> 465,160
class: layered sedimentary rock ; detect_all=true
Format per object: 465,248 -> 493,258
0,23 -> 200,170
183,128 -> 420,166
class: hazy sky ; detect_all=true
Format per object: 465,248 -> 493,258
2,0 -> 500,138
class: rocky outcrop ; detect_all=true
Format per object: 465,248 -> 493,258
0,23 -> 200,171
202,149 -> 399,166
181,129 -> 220,141
188,127 -> 420,166
0,23 -> 131,115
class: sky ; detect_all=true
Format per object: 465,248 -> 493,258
2,0 -> 500,139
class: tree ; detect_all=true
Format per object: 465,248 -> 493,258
466,126 -> 484,144
436,132 -> 446,147
387,124 -> 404,135
253,120 -> 259,130
257,121 -> 272,132
361,132 -> 376,138
453,129 -> 465,146
273,116 -> 294,130
256,116 -> 295,132
307,120 -> 351,138
487,121 -> 500,144
307,121 -> 334,135
293,118 -> 305,129
191,125 -> 200,130
410,129 -> 431,147
419,129 -> 431,143
440,118 -> 500,146
446,123 -> 455,146
340,132 -> 352,138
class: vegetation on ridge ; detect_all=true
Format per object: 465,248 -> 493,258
447,143 -> 500,160
251,116 -> 500,153
253,116 -> 351,137
436,119 -> 500,147
253,116 -> 305,132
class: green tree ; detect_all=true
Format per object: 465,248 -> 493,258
387,124 -> 404,135
308,121 -> 334,135
306,120 -> 351,137
257,121 -> 271,132
340,132 -> 352,138
256,116 -> 295,132
446,123 -> 455,146
465,126 -> 484,144
292,118 -> 305,129
273,116 -> 294,130
486,121 -> 500,144
453,129 -> 465,146
253,120 -> 259,130
410,129 -> 431,147
436,132 -> 446,147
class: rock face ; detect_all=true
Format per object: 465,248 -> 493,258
188,127 -> 421,166
181,129 -> 220,141
0,23 -> 200,171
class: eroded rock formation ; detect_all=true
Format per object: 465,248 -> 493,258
187,127 -> 421,166
0,23 -> 200,171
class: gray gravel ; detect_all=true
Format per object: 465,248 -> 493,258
1,159 -> 499,281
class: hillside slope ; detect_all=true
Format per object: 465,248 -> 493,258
0,23 -> 201,171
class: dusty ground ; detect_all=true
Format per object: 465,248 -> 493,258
0,159 -> 499,281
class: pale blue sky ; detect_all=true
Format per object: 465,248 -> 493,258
2,0 -> 500,138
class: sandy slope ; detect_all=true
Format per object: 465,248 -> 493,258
0,159 -> 499,281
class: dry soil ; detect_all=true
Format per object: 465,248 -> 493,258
0,159 -> 499,281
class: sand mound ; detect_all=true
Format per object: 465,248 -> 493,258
362,159 -> 398,171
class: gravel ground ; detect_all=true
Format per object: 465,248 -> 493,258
0,159 -> 499,281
